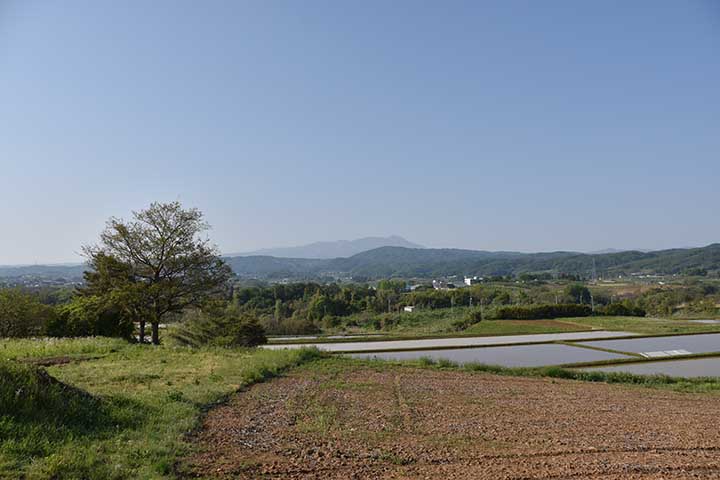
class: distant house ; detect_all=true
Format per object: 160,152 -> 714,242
432,279 -> 458,290
403,306 -> 415,313
464,276 -> 482,286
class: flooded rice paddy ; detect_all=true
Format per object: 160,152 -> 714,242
350,343 -> 632,367
580,357 -> 720,378
577,333 -> 720,356
262,330 -> 636,352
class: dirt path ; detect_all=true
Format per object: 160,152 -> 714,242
182,360 -> 720,479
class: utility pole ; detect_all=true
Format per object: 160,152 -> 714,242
480,297 -> 484,321
590,292 -> 595,312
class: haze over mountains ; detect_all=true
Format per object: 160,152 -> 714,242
1,237 -> 718,281
232,236 -> 424,259
225,244 -> 720,280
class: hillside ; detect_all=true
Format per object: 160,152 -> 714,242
4,244 -> 719,281
0,264 -> 85,280
226,244 -> 720,279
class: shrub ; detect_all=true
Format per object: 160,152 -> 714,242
279,316 -> 320,335
0,290 -> 57,338
233,318 -> 268,347
494,303 -> 592,320
47,296 -> 133,339
169,310 -> 268,347
594,303 -> 646,317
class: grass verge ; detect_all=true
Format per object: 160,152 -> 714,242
342,356 -> 720,394
0,337 -> 322,479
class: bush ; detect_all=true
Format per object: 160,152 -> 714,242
595,303 -> 646,317
465,308 -> 484,324
0,290 -> 57,338
233,318 -> 268,347
169,310 -> 268,347
47,296 -> 133,339
278,316 -> 320,335
493,304 -> 592,320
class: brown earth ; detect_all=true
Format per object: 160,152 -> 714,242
182,360 -> 720,479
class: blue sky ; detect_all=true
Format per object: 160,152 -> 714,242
1,1 -> 719,264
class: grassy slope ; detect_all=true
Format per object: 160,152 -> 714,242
563,316 -> 720,335
0,338 -> 321,480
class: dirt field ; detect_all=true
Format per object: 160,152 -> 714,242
183,359 -> 720,479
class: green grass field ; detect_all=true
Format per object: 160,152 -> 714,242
562,316 -> 720,335
0,338 -> 322,479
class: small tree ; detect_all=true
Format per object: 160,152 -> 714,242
565,283 -> 591,304
84,202 -> 232,344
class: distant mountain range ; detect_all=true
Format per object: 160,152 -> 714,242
0,264 -> 86,280
225,243 -> 720,280
2,241 -> 719,281
230,235 -> 424,259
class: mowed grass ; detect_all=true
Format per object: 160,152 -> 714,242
0,337 -> 127,361
0,337 -> 322,479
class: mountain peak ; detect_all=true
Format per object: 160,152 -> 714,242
232,236 -> 424,259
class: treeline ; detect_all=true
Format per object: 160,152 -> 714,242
0,289 -> 133,339
228,281 -> 659,334
494,304 -> 593,320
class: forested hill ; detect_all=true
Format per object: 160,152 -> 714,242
0,264 -> 86,280
224,244 -> 720,279
3,244 -> 718,281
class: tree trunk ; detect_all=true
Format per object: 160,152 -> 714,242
151,322 -> 160,345
139,321 -> 146,344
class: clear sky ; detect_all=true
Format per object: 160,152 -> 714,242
1,1 -> 719,264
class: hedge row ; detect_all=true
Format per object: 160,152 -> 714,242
493,304 -> 593,320
493,302 -> 646,320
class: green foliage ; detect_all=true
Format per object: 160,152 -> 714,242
84,201 -> 232,344
450,308 -> 484,331
376,279 -> 406,293
47,295 -> 134,338
169,309 -> 267,347
0,290 -> 56,338
564,283 -> 591,304
493,303 -> 592,320
594,302 -> 646,317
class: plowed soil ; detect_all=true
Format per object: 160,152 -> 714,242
182,360 -> 720,479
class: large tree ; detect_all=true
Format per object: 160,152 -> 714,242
84,201 -> 232,344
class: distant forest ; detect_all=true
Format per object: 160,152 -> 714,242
2,243 -> 719,282
224,244 -> 720,280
